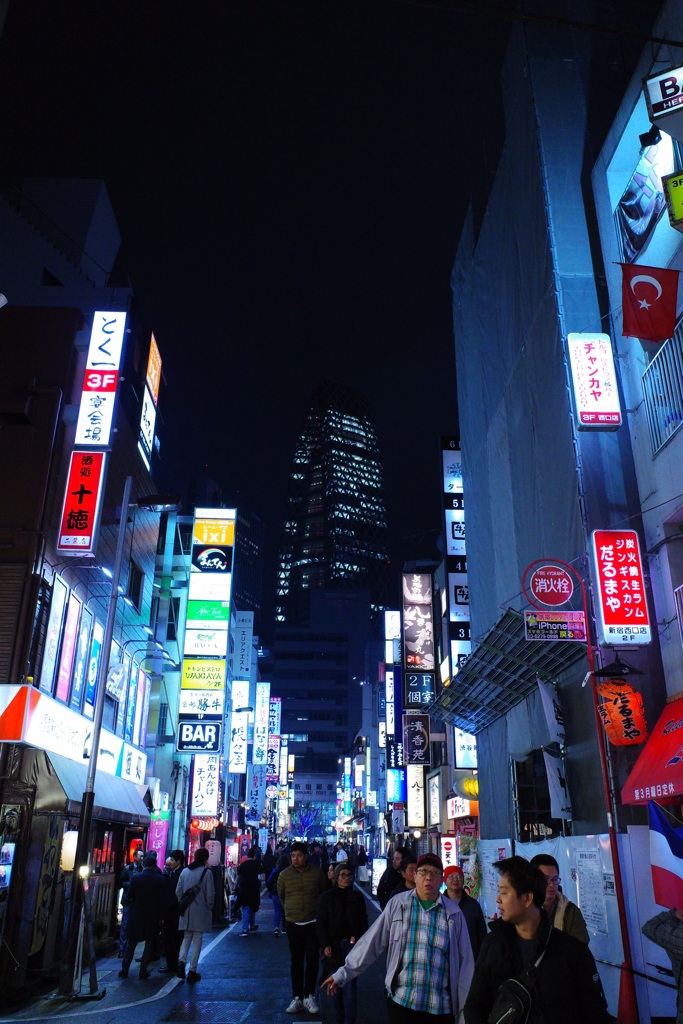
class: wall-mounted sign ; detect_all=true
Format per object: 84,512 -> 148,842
56,450 -> 107,555
454,728 -> 478,770
191,754 -> 220,816
524,610 -> 587,642
181,659 -> 226,690
662,170 -> 683,234
567,333 -> 622,429
592,529 -> 651,646
402,573 -> 435,671
407,765 -> 425,827
404,672 -> 436,708
644,65 -> 683,137
177,719 -> 222,752
74,311 -> 126,447
428,773 -> 441,826
403,714 -> 431,766
178,689 -> 224,717
253,682 -> 270,765
528,564 -> 574,607
145,333 -> 162,405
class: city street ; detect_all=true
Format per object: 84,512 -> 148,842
2,889 -> 385,1024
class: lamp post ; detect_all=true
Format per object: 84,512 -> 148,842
59,477 -> 180,998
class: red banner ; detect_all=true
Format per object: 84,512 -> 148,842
621,262 -> 679,343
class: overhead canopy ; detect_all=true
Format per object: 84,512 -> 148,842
428,609 -> 588,734
32,749 -> 151,826
622,697 -> 683,805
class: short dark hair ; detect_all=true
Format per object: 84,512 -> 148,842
495,856 -> 547,908
170,849 -> 185,864
400,854 -> 417,872
192,847 -> 210,867
529,853 -> 559,873
247,847 -> 257,859
290,841 -> 308,855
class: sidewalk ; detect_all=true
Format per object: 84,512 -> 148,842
3,886 -> 386,1024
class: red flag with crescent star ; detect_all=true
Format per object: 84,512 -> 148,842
621,263 -> 679,343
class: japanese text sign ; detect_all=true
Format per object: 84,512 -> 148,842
592,529 -> 651,645
74,311 -> 126,447
56,451 -> 107,555
568,333 -> 622,429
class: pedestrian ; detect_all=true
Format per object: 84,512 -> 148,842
317,862 -> 368,1024
277,839 -> 325,1014
442,865 -> 487,961
176,846 -> 215,984
322,853 -> 474,1024
159,850 -> 185,973
376,847 -> 406,910
326,862 -> 337,890
356,846 -> 369,888
335,842 -> 348,863
118,845 -> 144,956
529,853 -> 590,943
642,907 -> 683,1023
237,846 -> 262,936
388,853 -> 417,901
118,853 -> 168,980
262,843 -> 276,880
267,853 -> 290,936
463,856 -> 609,1023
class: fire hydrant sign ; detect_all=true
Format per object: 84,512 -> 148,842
591,530 -> 651,646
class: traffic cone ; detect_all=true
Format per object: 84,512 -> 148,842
617,963 -> 639,1024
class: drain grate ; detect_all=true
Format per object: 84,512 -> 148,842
160,1000 -> 252,1023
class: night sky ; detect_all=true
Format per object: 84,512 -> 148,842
0,2 -> 513,623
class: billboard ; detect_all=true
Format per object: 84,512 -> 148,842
402,573 -> 434,671
591,529 -> 651,646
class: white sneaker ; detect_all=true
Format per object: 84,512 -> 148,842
286,997 -> 304,1013
303,995 -> 319,1013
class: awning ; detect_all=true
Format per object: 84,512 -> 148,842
428,608 -> 588,734
34,749 -> 151,826
622,697 -> 683,805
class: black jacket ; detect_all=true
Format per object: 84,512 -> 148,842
445,891 -> 488,961
125,867 -> 169,942
316,885 -> 368,948
463,913 -> 609,1024
377,865 -> 401,909
237,858 -> 262,910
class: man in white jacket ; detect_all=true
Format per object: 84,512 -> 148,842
321,853 -> 474,1024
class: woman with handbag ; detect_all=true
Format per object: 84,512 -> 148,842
464,857 -> 609,1024
175,847 -> 215,984
316,863 -> 368,1024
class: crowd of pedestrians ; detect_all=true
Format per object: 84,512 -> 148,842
115,838 -> 624,1023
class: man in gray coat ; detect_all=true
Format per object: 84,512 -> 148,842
322,853 -> 473,1024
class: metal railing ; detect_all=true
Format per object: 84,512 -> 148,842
642,322 -> 683,453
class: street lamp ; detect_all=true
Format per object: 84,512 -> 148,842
59,476 -> 180,998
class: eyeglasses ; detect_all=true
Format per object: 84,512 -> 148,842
544,875 -> 561,885
416,869 -> 443,880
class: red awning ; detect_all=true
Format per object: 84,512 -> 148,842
622,697 -> 683,805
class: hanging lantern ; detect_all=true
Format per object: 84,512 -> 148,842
597,679 -> 648,746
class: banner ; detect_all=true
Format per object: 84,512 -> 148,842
621,263 -> 679,343
537,680 -> 566,746
543,749 -> 572,819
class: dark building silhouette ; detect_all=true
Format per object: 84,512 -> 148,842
275,380 -> 389,626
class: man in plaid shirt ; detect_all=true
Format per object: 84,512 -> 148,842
322,853 -> 474,1023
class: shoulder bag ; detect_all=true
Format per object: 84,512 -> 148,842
177,867 -> 208,915
487,926 -> 552,1024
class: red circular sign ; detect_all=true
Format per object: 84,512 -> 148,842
528,565 -> 573,607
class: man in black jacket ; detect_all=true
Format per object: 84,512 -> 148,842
160,850 -> 185,973
119,854 -> 169,980
376,847 -> 406,910
443,865 -> 487,960
464,856 -> 609,1024
317,863 -> 368,1024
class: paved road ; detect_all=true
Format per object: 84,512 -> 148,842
4,887 -> 387,1024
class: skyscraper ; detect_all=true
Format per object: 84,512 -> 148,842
275,380 -> 390,625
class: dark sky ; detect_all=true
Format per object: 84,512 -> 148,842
0,1 -> 511,618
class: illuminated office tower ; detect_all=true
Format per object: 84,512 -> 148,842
275,381 -> 389,625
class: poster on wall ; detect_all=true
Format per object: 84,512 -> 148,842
39,577 -> 68,694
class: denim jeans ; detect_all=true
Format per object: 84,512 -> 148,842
241,905 -> 256,933
271,893 -> 285,931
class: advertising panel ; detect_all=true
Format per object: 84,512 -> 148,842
137,383 -> 157,470
404,672 -> 436,709
191,754 -> 220,816
454,728 -> 478,770
83,620 -> 104,719
402,573 -> 435,671
39,577 -> 68,693
407,764 -> 425,827
591,529 -> 651,645
269,696 -> 282,736
70,605 -> 93,711
403,714 -> 431,766
56,451 -> 107,555
233,611 -> 254,677
55,593 -> 81,703
442,440 -> 471,683
185,599 -> 230,629
145,332 -> 163,405
74,311 -> 126,447
387,767 -> 407,804
183,627 -> 229,658
644,65 -> 683,123
567,333 -> 622,429
178,689 -> 224,717
524,610 -> 586,642
253,682 -> 270,765
181,659 -> 227,690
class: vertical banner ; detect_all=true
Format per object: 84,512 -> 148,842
253,682 -> 270,765
407,765 -> 425,827
403,714 -> 431,766
233,611 -> 254,678
542,749 -> 572,820
191,754 -> 220,816
591,529 -> 651,645
442,438 -> 471,682
402,573 -> 435,671
228,678 -> 249,773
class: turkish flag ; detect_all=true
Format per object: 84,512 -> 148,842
621,263 -> 679,342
